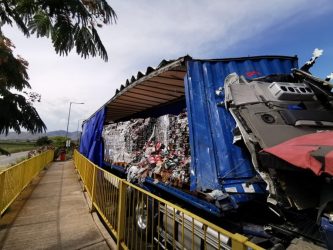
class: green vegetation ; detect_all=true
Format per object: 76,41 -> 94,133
49,136 -> 66,148
0,141 -> 36,154
0,1 -> 116,155
49,136 -> 67,160
36,136 -> 52,146
0,136 -> 74,159
48,136 -> 77,160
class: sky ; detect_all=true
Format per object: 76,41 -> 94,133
3,0 -> 333,132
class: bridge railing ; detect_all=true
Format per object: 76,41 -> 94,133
74,150 -> 263,250
0,150 -> 54,216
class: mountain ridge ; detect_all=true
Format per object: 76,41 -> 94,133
0,130 -> 79,141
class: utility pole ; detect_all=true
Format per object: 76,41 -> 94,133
65,102 -> 84,147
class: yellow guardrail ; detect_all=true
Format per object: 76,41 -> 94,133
0,150 -> 54,216
74,150 -> 264,250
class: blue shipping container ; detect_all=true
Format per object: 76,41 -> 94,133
185,56 -> 298,204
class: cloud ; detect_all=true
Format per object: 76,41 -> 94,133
3,0 -> 333,131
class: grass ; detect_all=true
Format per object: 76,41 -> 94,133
0,141 -> 36,154
0,156 -> 28,172
0,141 -> 34,172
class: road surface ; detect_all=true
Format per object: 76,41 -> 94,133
0,151 -> 30,171
0,161 -> 114,249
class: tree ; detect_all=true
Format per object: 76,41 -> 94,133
0,1 -> 117,155
49,136 -> 67,148
36,136 -> 52,146
1,0 -> 117,61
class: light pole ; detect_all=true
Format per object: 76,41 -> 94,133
65,101 -> 84,147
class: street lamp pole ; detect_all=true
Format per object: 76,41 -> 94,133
65,101 -> 84,147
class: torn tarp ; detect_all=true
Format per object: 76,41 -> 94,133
80,107 -> 106,166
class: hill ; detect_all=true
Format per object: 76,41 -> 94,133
0,130 -> 79,141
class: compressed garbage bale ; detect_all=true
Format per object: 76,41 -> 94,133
102,111 -> 191,189
155,114 -> 170,146
102,118 -> 155,164
103,121 -> 132,163
134,111 -> 191,188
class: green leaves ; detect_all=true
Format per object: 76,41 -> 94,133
0,34 -> 30,91
0,89 -> 46,135
28,10 -> 52,38
51,14 -> 75,56
0,147 -> 10,156
74,26 -> 94,58
0,0 -> 116,143
36,136 -> 52,146
0,0 -> 117,61
91,26 -> 107,61
0,31 -> 43,138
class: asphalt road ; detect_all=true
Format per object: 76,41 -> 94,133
0,151 -> 30,170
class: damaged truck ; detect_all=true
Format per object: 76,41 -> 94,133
79,51 -> 333,249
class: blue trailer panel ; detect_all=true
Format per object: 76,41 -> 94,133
185,57 -> 298,197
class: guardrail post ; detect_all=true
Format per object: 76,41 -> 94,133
0,172 -> 5,216
117,180 -> 126,249
232,233 -> 248,250
20,162 -> 25,191
82,161 -> 87,191
74,152 -> 81,181
90,166 -> 96,213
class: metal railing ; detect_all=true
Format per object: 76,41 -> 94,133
74,150 -> 264,250
0,150 -> 54,216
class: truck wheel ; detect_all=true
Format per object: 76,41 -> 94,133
136,199 -> 148,231
135,198 -> 159,243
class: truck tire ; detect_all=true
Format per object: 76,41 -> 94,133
135,198 -> 159,243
